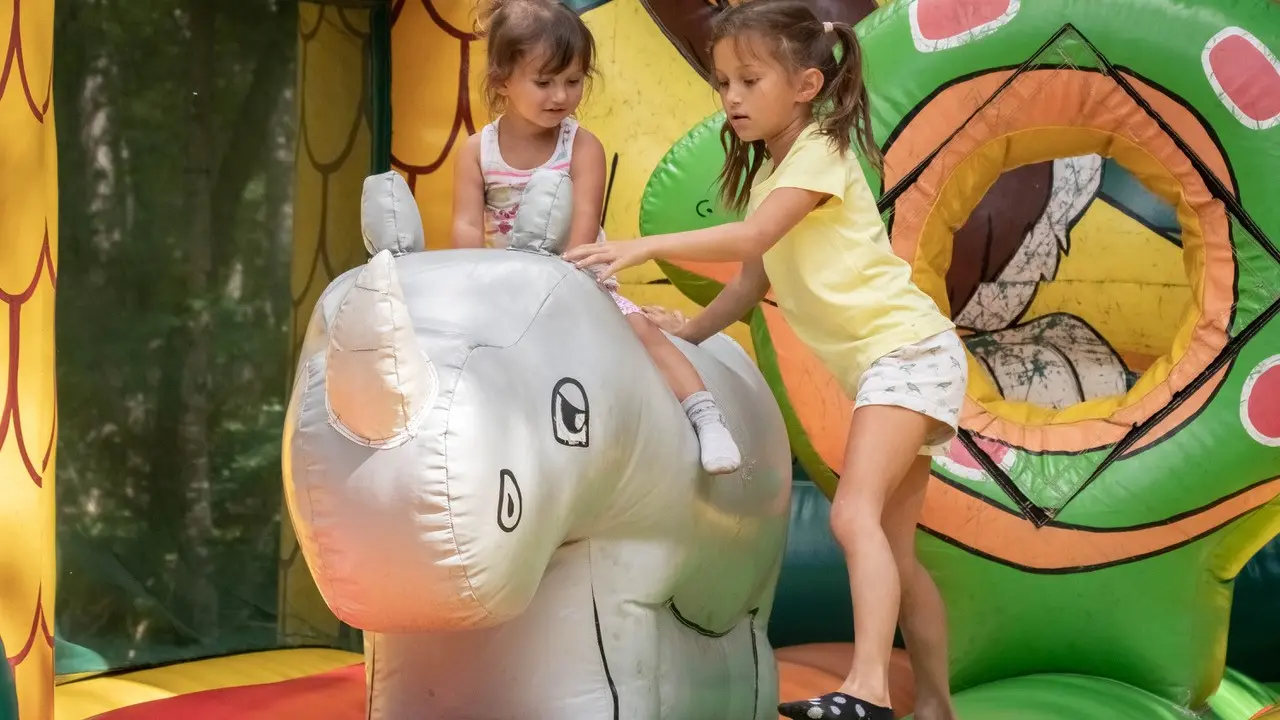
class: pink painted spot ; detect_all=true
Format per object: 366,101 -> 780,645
1207,33 -> 1280,123
1245,362 -> 1280,440
915,0 -> 1013,41
948,435 -> 1011,469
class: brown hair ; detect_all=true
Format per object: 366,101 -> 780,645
475,0 -> 597,115
709,0 -> 883,211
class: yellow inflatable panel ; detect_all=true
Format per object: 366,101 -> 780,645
282,2 -> 380,648
0,0 -> 57,718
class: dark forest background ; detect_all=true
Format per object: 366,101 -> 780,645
53,0 -> 302,671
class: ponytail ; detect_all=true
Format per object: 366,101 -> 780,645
707,0 -> 885,213
816,21 -> 883,175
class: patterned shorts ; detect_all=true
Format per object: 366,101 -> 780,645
854,330 -> 969,456
595,272 -> 642,316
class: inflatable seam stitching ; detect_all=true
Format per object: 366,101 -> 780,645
439,270 -> 576,622
439,345 -> 496,623
297,357 -> 340,617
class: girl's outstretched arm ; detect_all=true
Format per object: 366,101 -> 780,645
679,258 -> 770,345
563,187 -> 827,277
450,133 -> 486,249
566,128 -> 607,249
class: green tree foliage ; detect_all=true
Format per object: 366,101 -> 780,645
53,0 -> 301,672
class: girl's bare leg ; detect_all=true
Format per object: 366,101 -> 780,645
832,405 -> 938,707
626,313 -> 704,399
626,314 -> 740,474
883,456 -> 957,720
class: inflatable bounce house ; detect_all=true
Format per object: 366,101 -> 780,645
1,0 -> 1278,718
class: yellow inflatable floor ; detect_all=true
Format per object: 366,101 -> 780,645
54,648 -> 362,720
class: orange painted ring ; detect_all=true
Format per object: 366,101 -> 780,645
886,68 -> 1237,454
921,475 -> 1280,572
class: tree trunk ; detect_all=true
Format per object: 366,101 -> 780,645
261,89 -> 293,308
179,0 -> 219,645
210,1 -> 294,288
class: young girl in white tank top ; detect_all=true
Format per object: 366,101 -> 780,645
478,115 -> 576,244
478,115 -> 645,308
449,0 -> 741,475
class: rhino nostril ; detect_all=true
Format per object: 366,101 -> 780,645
497,469 -> 523,533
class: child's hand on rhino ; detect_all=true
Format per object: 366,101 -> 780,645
641,305 -> 687,335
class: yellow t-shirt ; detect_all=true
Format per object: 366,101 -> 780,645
750,123 -> 955,397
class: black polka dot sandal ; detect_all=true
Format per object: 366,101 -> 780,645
778,691 -> 893,719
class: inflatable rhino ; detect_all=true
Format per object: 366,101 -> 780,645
282,171 -> 793,719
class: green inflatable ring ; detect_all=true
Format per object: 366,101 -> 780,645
640,0 -> 1280,711
642,0 -> 1280,501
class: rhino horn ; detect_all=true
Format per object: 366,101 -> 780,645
325,250 -> 435,448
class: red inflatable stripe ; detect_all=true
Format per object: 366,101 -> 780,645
1206,30 -> 1280,125
915,0 -> 1014,41
92,664 -> 366,720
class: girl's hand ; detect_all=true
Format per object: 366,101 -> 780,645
563,239 -> 652,281
641,305 -> 687,335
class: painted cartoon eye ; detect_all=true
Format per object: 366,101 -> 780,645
551,377 -> 590,448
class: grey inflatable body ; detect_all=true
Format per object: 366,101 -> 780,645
283,171 -> 793,718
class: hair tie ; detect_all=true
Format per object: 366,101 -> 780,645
822,21 -> 834,33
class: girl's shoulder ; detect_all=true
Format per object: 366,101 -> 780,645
796,128 -> 854,164
569,123 -> 603,154
474,117 -> 501,164
459,128 -> 485,164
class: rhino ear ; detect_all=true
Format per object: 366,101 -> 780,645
507,169 -> 575,256
325,250 -> 436,447
361,171 -> 425,257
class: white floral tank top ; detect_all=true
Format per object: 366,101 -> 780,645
479,116 -> 577,249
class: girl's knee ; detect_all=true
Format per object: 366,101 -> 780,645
829,499 -> 882,549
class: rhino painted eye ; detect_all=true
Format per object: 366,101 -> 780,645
551,377 -> 589,448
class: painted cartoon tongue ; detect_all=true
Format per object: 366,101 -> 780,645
948,435 -> 1011,470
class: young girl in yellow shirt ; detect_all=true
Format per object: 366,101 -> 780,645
564,1 -> 964,718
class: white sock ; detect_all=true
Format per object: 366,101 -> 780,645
681,391 -> 741,475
